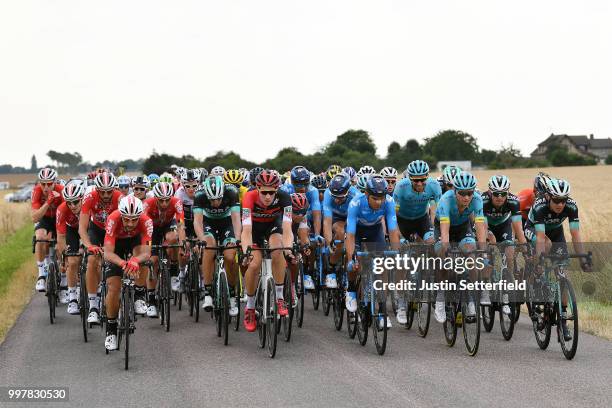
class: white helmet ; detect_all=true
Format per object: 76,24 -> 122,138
380,166 -> 398,179
94,172 -> 116,191
358,165 -> 376,176
488,175 -> 510,193
547,178 -> 571,198
153,182 -> 174,199
119,195 -> 143,218
62,182 -> 85,201
211,166 -> 225,177
38,168 -> 58,181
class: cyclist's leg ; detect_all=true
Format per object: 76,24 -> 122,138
86,223 -> 104,315
269,232 -> 286,299
33,218 -> 52,289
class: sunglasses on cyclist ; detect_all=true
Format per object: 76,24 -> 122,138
133,187 -> 146,192
40,182 -> 54,187
259,190 -> 277,196
385,179 -> 397,184
99,189 -> 114,196
457,190 -> 474,197
369,195 -> 385,202
410,178 -> 427,184
66,200 -> 81,207
157,198 -> 171,203
551,196 -> 568,204
492,192 -> 507,198
183,184 -> 198,189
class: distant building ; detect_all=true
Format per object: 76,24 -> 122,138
437,161 -> 472,171
531,133 -> 612,162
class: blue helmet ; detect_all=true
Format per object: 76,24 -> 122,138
117,175 -> 131,188
366,175 -> 388,196
453,171 -> 477,191
329,173 -> 351,197
148,173 -> 160,185
406,160 -> 429,177
342,167 -> 356,180
290,166 -> 311,186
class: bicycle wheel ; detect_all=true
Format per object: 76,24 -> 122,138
333,289 -> 344,331
373,300 -> 388,355
79,259 -> 88,342
256,279 -> 266,349
123,287 -> 131,370
405,301 -> 415,329
311,276 -> 320,311
219,272 -> 230,345
462,296 -> 481,356
322,288 -> 331,316
443,302 -> 457,347
512,303 -> 521,323
282,271 -> 293,342
163,265 -> 171,332
47,263 -> 57,324
266,278 -> 278,358
499,303 -> 515,341
417,300 -> 431,338
356,304 -> 369,346
99,279 -> 107,334
530,302 -> 552,350
481,305 -> 495,332
558,279 -> 579,360
296,263 -> 305,328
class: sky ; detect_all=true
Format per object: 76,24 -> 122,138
1,1 -> 610,168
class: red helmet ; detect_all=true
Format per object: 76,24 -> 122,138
290,193 -> 309,212
256,169 -> 281,189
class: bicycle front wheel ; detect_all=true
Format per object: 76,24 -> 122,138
282,270 -> 293,342
296,263 -> 305,328
443,302 -> 457,347
481,305 -> 495,332
266,278 -> 278,358
417,300 -> 431,338
47,263 -> 57,324
219,272 -> 230,345
123,287 -> 131,370
558,279 -> 579,360
373,301 -> 388,355
462,298 -> 481,356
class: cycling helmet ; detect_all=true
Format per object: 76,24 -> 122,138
256,169 -> 281,189
290,166 -> 311,186
211,166 -> 225,177
442,165 -> 461,185
119,195 -> 143,218
203,176 -> 225,200
56,179 -> 67,186
199,168 -> 209,178
223,169 -> 244,186
38,168 -> 58,181
249,167 -> 264,185
453,171 -> 477,191
181,169 -> 200,183
159,172 -> 173,183
407,160 -> 429,177
356,174 -> 369,192
148,173 -> 160,186
94,172 -> 116,191
132,175 -> 150,188
358,165 -> 376,176
117,175 -> 131,188
326,164 -> 343,181
153,182 -> 174,199
290,193 -> 309,213
329,173 -> 351,197
311,174 -> 327,191
343,166 -> 356,180
436,175 -> 445,189
534,172 -> 552,195
62,182 -> 85,201
488,175 -> 510,193
380,166 -> 398,179
547,178 -> 571,198
366,175 -> 388,196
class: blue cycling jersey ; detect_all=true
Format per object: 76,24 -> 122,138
280,183 -> 322,212
435,190 -> 485,227
346,193 -> 398,234
322,186 -> 360,220
393,177 -> 441,220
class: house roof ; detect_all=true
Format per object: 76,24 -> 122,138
532,133 -> 610,158
589,138 -> 612,149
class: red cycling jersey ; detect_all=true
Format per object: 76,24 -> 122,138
81,190 -> 123,229
104,210 -> 153,245
143,197 -> 184,227
241,189 -> 292,225
55,202 -> 80,234
31,184 -> 64,218
517,188 -> 534,221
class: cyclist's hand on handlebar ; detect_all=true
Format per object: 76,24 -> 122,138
284,251 -> 297,265
314,235 -> 324,245
87,245 -> 102,255
123,257 -> 140,277
580,259 -> 592,273
347,259 -> 359,272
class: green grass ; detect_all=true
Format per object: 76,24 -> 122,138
0,224 -> 34,297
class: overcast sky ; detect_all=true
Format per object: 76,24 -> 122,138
1,1 -> 610,168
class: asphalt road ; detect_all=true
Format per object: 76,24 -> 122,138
1,293 -> 611,408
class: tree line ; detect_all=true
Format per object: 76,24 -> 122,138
0,129 -> 605,175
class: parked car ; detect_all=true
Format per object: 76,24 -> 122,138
7,185 -> 34,202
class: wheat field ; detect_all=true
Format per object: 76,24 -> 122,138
0,192 -> 30,245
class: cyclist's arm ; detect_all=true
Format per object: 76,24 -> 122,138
428,202 -> 437,225
512,219 -> 527,244
535,227 -> 546,257
298,224 -> 310,246
475,219 -> 487,250
312,210 -> 322,236
193,212 -> 207,242
103,242 -> 123,266
134,244 -> 151,264
282,206 -> 294,252
78,211 -> 93,248
323,216 -> 333,246
31,203 -> 49,223
345,200 -> 358,260
231,210 -> 241,242
570,228 -> 585,255
56,233 -> 66,257
240,208 -> 253,253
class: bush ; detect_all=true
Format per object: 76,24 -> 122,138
605,154 -> 612,165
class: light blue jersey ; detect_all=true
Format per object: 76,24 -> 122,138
281,183 -> 322,212
346,193 -> 398,234
323,186 -> 360,220
393,177 -> 441,220
436,190 -> 485,227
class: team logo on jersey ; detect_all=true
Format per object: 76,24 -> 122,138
105,218 -> 115,235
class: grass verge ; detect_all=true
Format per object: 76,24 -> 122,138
0,224 -> 37,342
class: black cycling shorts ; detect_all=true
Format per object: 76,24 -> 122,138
489,219 -> 513,244
34,216 -> 56,237
204,217 -> 236,246
65,225 -> 80,253
88,222 -> 106,247
397,214 -> 434,241
104,236 -> 141,279
251,216 -> 283,248
152,220 -> 177,256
